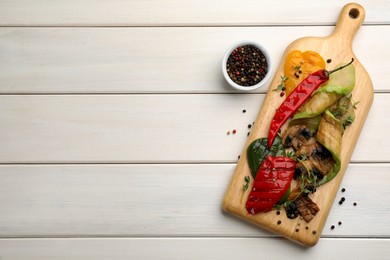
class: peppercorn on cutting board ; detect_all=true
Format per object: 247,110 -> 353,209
222,3 -> 373,247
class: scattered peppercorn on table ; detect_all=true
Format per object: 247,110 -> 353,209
0,0 -> 389,258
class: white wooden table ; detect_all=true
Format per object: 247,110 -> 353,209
0,1 -> 389,258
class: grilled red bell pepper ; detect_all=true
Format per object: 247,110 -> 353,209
267,58 -> 354,148
246,155 -> 296,214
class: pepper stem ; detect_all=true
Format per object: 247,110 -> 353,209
328,58 -> 354,75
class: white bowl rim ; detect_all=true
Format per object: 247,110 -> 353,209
222,40 -> 272,91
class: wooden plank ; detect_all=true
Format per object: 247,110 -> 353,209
0,26 -> 387,94
0,0 -> 388,26
0,94 -> 387,163
0,238 -> 389,259
0,163 -> 388,237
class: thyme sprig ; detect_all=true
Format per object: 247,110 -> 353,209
274,75 -> 288,91
287,151 -> 318,200
294,65 -> 301,73
241,175 -> 251,203
243,175 -> 250,192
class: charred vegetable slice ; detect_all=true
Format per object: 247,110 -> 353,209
329,94 -> 356,129
295,196 -> 320,223
246,156 -> 296,214
288,115 -> 321,131
315,110 -> 343,186
292,92 -> 342,120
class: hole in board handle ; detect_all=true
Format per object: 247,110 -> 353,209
349,8 -> 360,19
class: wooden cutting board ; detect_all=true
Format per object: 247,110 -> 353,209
222,3 -> 374,247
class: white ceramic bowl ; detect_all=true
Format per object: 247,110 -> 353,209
222,41 -> 272,91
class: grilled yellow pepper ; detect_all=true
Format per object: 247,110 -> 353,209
284,50 -> 326,96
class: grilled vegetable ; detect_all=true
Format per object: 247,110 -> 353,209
295,196 -> 320,222
329,94 -> 356,129
267,59 -> 354,148
293,62 -> 355,121
284,50 -> 326,96
247,136 -> 285,179
246,156 -> 296,214
315,110 -> 342,186
288,115 -> 321,131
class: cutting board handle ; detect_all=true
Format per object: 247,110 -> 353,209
332,3 -> 365,46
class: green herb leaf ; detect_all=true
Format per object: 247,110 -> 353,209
287,150 -> 296,158
243,175 -> 250,191
274,75 -> 288,91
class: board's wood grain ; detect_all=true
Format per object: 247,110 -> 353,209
0,26 -> 388,93
0,164 -> 388,237
223,3 -> 374,246
0,94 -> 387,163
0,0 -> 388,26
0,238 -> 389,260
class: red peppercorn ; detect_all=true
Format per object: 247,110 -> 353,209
232,129 -> 237,134
280,92 -> 285,97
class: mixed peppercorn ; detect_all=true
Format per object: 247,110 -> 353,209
226,45 -> 268,86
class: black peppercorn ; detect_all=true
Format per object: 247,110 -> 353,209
285,202 -> 299,219
226,45 -> 268,87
